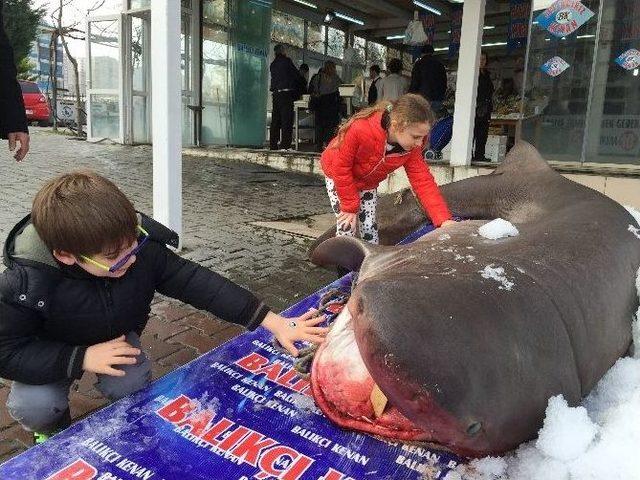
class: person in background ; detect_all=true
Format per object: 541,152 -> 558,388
0,0 -> 29,162
409,44 -> 447,113
367,65 -> 382,105
314,60 -> 342,152
473,52 -> 494,162
269,44 -> 303,150
513,56 -> 525,96
377,58 -> 409,102
320,93 -> 455,245
297,63 -> 309,98
496,77 -> 516,99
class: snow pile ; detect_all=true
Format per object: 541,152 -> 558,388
627,206 -> 640,239
633,266 -> 640,359
455,357 -> 640,480
455,267 -> 640,480
478,219 -> 519,240
480,264 -> 514,291
625,205 -> 640,227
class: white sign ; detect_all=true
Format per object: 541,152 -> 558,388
598,115 -> 640,157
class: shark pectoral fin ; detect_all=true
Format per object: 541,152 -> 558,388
311,236 -> 383,271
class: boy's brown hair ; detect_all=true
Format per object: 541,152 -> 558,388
31,171 -> 138,257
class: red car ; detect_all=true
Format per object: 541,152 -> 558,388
19,80 -> 51,126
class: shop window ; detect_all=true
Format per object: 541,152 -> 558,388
352,36 -> 366,67
307,21 -> 325,54
129,0 -> 149,9
367,41 -> 387,70
584,0 -> 640,164
271,10 -> 303,48
327,27 -> 345,59
402,52 -> 413,75
521,0 -> 600,163
203,0 -> 227,26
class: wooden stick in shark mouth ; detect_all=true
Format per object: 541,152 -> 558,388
309,142 -> 640,457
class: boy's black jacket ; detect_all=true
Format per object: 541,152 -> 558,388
0,213 -> 270,384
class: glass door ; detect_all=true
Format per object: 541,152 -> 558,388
124,11 -> 151,144
181,13 -> 195,145
86,15 -> 123,142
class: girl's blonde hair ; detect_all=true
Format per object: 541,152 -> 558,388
331,93 -> 436,148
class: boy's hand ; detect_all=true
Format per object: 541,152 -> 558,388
261,310 -> 329,357
82,335 -> 141,376
440,219 -> 457,228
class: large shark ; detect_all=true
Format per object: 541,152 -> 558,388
310,142 -> 640,456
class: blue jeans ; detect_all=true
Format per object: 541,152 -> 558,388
6,332 -> 151,433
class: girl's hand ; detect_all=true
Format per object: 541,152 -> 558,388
440,219 -> 457,228
261,310 -> 329,357
337,211 -> 357,233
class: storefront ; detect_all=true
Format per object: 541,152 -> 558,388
522,0 -> 640,166
82,0 -> 640,240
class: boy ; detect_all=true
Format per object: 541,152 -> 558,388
0,171 -> 327,443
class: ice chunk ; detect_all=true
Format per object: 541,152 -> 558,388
468,456 -> 507,479
478,218 -> 519,240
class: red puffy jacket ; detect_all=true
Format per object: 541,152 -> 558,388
320,112 -> 452,227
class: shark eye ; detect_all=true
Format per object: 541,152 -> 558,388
466,421 -> 482,436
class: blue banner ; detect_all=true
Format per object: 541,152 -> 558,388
420,12 -> 437,46
0,224 -> 468,480
535,0 -> 595,38
508,0 -> 531,50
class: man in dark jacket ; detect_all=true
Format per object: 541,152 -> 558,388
409,44 -> 447,113
0,0 -> 30,161
0,171 -> 326,442
269,44 -> 303,150
367,65 -> 381,105
473,51 -> 494,161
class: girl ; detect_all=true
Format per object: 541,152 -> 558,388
321,93 -> 454,244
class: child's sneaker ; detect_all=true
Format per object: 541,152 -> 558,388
32,408 -> 71,445
33,431 -> 51,445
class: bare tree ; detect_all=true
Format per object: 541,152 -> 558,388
49,0 -> 106,137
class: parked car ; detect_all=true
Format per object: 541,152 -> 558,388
19,80 -> 51,126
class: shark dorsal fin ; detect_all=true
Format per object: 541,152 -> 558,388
494,141 -> 553,176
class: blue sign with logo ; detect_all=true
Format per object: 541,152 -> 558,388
536,0 -> 595,38
615,48 -> 640,70
0,224 -> 468,480
541,56 -> 570,76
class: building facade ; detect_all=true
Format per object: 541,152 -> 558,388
27,23 -> 64,95
83,0 -> 640,169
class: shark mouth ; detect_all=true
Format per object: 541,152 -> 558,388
310,307 -> 430,441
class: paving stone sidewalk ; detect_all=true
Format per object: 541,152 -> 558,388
0,129 -> 336,462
